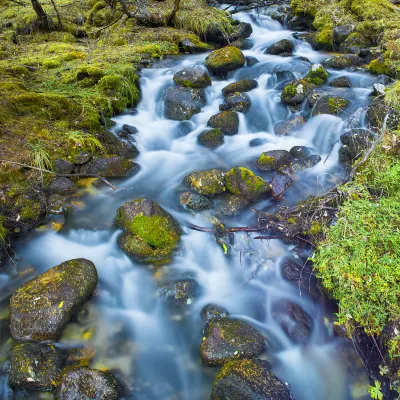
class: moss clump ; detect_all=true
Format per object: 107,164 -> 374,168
368,58 -> 392,75
205,46 -> 245,77
305,64 -> 329,86
207,111 -> 239,135
224,167 -> 268,199
281,80 -> 314,105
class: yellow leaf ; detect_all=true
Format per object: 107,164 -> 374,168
58,301 -> 64,308
51,222 -> 64,232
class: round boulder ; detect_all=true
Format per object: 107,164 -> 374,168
205,46 -> 245,77
180,191 -> 212,211
265,39 -> 294,55
164,86 -> 206,121
291,155 -> 321,171
183,169 -> 226,197
201,304 -> 229,324
208,111 -> 239,135
329,76 -> 352,88
281,79 -> 314,105
197,128 -> 224,148
290,145 -> 314,159
256,150 -> 293,172
157,279 -> 199,305
54,159 -> 74,174
173,66 -> 211,89
311,95 -> 350,117
222,79 -> 258,97
339,129 -> 374,162
46,177 -> 76,195
271,173 -> 292,199
219,92 -> 251,113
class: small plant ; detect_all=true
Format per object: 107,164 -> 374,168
369,381 -> 383,400
65,131 -> 104,153
0,216 -> 7,244
25,141 -> 53,171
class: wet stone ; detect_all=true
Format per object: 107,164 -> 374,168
47,194 -> 67,215
366,102 -> 400,131
281,79 -> 314,105
274,115 -> 306,136
271,173 -> 292,199
73,152 -> 92,165
183,169 -> 226,197
215,195 -> 250,216
265,39 -> 294,55
197,128 -> 224,148
173,66 -> 211,89
177,120 -> 196,136
222,79 -> 258,97
180,191 -> 212,211
205,46 -> 245,78
322,54 -> 364,69
208,111 -> 239,136
289,145 -> 314,159
178,38 -> 208,54
245,56 -> 259,66
201,304 -> 230,324
164,86 -> 206,121
121,124 -> 138,136
339,129 -> 374,162
311,95 -> 350,117
219,92 -> 251,113
46,177 -> 76,195
54,159 -> 74,174
80,156 -> 140,178
249,138 -> 266,147
200,318 -> 265,366
291,155 -> 322,171
329,76 -> 352,88
256,150 -> 293,172
157,279 -> 199,305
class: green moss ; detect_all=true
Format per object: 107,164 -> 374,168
225,167 -> 267,197
314,27 -> 334,50
42,58 -> 62,69
205,46 -> 245,75
257,154 -> 274,167
305,65 -> 329,86
368,58 -> 391,75
183,170 -> 226,197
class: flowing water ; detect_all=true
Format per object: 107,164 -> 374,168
0,5 -> 377,400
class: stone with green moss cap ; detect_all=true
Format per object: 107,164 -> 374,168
197,128 -> 224,148
183,169 -> 226,197
7,343 -> 63,392
220,92 -> 251,113
304,63 -> 329,86
10,258 -> 98,341
281,80 -> 314,105
80,155 -> 139,178
200,318 -> 265,366
211,359 -> 292,400
256,150 -> 293,172
224,167 -> 269,200
208,111 -> 239,135
322,54 -> 364,69
311,95 -> 350,117
173,66 -> 212,89
205,46 -> 245,77
116,199 -> 182,263
222,79 -> 258,97
55,366 -> 120,400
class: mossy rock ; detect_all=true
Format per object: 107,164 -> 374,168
224,167 -> 269,200
219,92 -> 251,113
333,24 -> 354,46
164,86 -> 206,121
10,259 -> 98,341
304,63 -> 329,86
265,39 -> 294,55
183,169 -> 226,197
281,79 -> 314,105
46,177 -> 77,195
205,46 -> 245,77
207,111 -> 239,135
273,115 -> 306,136
211,359 -> 292,400
200,318 -> 265,366
201,304 -> 229,324
180,191 -> 212,211
197,128 -> 224,149
173,66 -> 211,89
256,150 -> 293,172
115,199 -> 182,263
222,79 -> 258,97
366,101 -> 400,131
329,76 -> 352,88
80,155 -> 139,178
311,95 -> 350,117
368,57 -> 392,75
215,194 -> 250,216
157,279 -> 199,305
339,129 -> 374,162
340,32 -> 372,52
55,367 -> 120,400
7,343 -> 63,392
322,54 -> 364,69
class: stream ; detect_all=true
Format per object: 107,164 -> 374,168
0,5 -> 377,400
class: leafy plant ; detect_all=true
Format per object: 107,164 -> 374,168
65,130 -> 104,153
25,141 -> 53,171
369,381 -> 383,400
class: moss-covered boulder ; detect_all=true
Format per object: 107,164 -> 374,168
200,318 -> 265,366
208,111 -> 239,135
271,173 -> 292,199
224,167 -> 269,200
220,92 -> 251,113
281,80 -> 314,105
10,259 -> 98,341
55,367 -> 120,400
215,195 -> 250,216
256,150 -> 293,172
46,177 -> 77,195
273,115 -> 306,136
311,95 -> 350,117
338,129 -> 375,162
322,54 -> 364,69
7,343 -> 63,392
304,63 -> 329,86
115,199 -> 182,263
211,359 -> 292,400
173,67 -> 211,89
291,155 -> 322,171
183,169 -> 226,197
164,86 -> 206,121
329,76 -> 352,88
197,129 -> 225,148
265,39 -> 294,55
179,38 -> 209,54
222,79 -> 258,97
180,191 -> 212,211
157,279 -> 199,305
205,46 -> 245,77
80,156 -> 139,178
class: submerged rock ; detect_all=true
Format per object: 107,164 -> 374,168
220,92 -> 251,113
281,80 -> 314,105
10,258 -> 98,341
208,111 -> 239,135
211,359 -> 292,400
222,79 -> 258,97
55,367 -> 120,400
265,39 -> 294,55
274,60 -> 311,83
201,318 -> 265,366
215,195 -> 250,216
180,191 -> 212,211
197,128 -> 225,148
164,86 -> 206,121
205,46 -> 245,77
7,343 -> 63,392
256,150 -> 293,172
183,169 -> 226,197
249,138 -> 267,147
329,76 -> 352,88
274,115 -> 306,136
339,129 -> 374,162
311,95 -> 350,117
245,56 -> 259,66
116,199 -> 182,263
158,279 -> 199,305
80,156 -> 139,177
201,304 -> 230,324
322,54 -> 364,69
173,67 -> 211,89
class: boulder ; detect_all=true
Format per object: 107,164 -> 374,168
208,111 -> 239,135
120,124 -> 138,136
47,194 -> 67,215
80,156 -> 139,177
265,39 -> 294,55
215,195 -> 250,216
7,343 -> 63,392
173,67 -> 211,89
201,304 -> 230,324
46,177 -> 76,195
245,56 -> 259,66
290,146 -> 314,159
271,173 -> 292,199
55,367 -> 120,400
157,279 -> 199,305
201,318 -> 265,366
249,138 -> 267,147
256,150 -> 293,172
304,64 -> 329,86
180,192 -> 212,211
183,169 -> 226,197
230,38 -> 253,50
339,129 -> 374,162
116,199 -> 182,263
54,159 -> 74,174
164,86 -> 206,120
274,60 -> 311,83
322,54 -> 364,69
197,129 -> 224,149
219,92 -> 251,113
10,259 -> 98,341
222,79 -> 258,97
73,152 -> 91,165
366,101 -> 400,131
178,38 -> 208,54
291,155 -> 322,171
274,115 -> 306,136
329,76 -> 352,88
205,46 -> 245,77
281,80 -> 314,105
224,167 -> 269,200
333,24 -> 353,46
211,359 -> 292,400
311,95 -> 350,117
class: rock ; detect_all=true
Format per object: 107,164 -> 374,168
281,80 -> 314,105
249,138 -> 266,147
290,146 -> 314,159
80,156 -> 139,177
339,129 -> 374,162
73,152 -> 92,165
322,54 -> 364,69
225,167 -> 269,200
99,130 -> 139,159
55,367 -> 120,400
366,102 -> 400,131
215,195 -> 250,216
224,22 -> 253,45
340,33 -> 372,53
157,279 -> 199,305
180,192 -> 212,211
120,124 -> 138,136
311,95 -> 350,117
271,173 -> 292,199
304,63 -> 329,86
46,177 -> 76,195
164,86 -> 206,121
173,67 -> 211,89
274,60 -> 311,82
245,56 -> 259,66
256,150 -> 293,172
205,46 -> 245,77
222,79 -> 258,97
211,359 -> 292,400
265,39 -> 294,55
291,155 -> 322,171
220,92 -> 251,113
47,194 -> 66,215
197,129 -> 224,149
329,76 -> 352,88
208,111 -> 239,135
10,259 -> 98,341
116,199 -> 182,263
376,74 -> 393,85
183,169 -> 226,197
333,24 -> 353,46
274,115 -> 306,136
54,159 -> 74,174
7,343 -> 63,392
200,319 -> 265,366
201,304 -> 229,324
178,38 -> 208,54
372,83 -> 386,96
230,38 -> 253,50
177,120 -> 196,136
